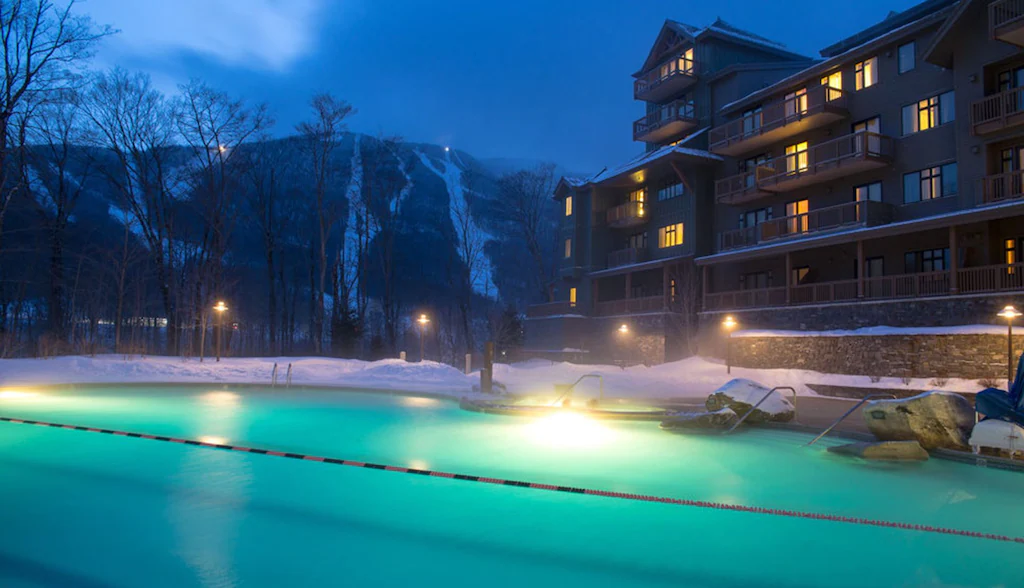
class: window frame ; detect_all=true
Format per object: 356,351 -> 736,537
855,57 -> 878,90
898,42 -> 916,74
903,163 -> 957,204
901,90 -> 954,135
658,223 -> 685,248
564,195 -> 573,217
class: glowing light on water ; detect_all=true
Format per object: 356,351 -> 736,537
199,436 -> 229,445
200,391 -> 240,407
524,411 -> 615,449
408,459 -> 430,470
0,390 -> 41,400
400,396 -> 440,408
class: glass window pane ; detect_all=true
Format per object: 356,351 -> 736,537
941,163 -> 957,196
904,172 -> 921,203
939,91 -> 955,124
898,43 -> 915,73
902,104 -> 917,135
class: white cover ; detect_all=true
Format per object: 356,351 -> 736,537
969,419 -> 1024,453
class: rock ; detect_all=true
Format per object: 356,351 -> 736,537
862,391 -> 975,451
828,441 -> 929,461
705,379 -> 795,424
660,408 -> 738,432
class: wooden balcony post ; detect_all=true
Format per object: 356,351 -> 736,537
785,252 -> 792,304
702,265 -> 709,311
949,225 -> 959,293
663,264 -> 670,310
857,240 -> 865,298
592,279 -> 600,314
625,272 -> 632,300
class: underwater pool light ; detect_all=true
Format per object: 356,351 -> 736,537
199,435 -> 229,445
525,411 -> 615,449
0,390 -> 40,400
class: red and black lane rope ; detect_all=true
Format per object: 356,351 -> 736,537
3,414 -> 1023,545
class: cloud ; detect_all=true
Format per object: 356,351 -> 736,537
78,0 -> 325,71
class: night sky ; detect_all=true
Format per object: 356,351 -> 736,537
78,0 -> 926,174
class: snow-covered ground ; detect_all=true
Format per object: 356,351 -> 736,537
0,355 -> 990,402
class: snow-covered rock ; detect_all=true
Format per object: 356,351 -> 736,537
705,379 -> 795,423
863,391 -> 975,451
970,419 -> 1024,455
660,408 -> 738,432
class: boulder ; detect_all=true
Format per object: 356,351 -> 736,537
828,441 -> 929,461
705,379 -> 795,423
863,391 -> 974,451
660,408 -> 738,433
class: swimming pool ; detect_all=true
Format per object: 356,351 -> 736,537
0,385 -> 1021,587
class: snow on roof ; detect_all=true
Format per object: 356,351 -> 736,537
720,8 -> 950,114
561,177 -> 588,188
585,143 -> 722,186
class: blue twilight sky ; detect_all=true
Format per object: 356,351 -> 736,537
77,0 -> 926,173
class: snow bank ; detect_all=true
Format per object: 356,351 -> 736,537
733,325 -> 1008,338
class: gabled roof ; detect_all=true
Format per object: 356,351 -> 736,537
819,0 -> 960,57
634,18 -> 809,77
922,0 -> 982,68
585,144 -> 722,187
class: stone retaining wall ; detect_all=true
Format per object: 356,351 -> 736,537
730,334 -> 1024,381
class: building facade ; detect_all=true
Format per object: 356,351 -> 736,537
526,0 -> 1024,363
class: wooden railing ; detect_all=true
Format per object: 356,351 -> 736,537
991,0 -> 1024,35
714,166 -> 774,204
608,247 -> 647,268
978,170 -> 1024,204
606,201 -> 646,226
526,301 -> 581,318
970,86 -> 1024,130
634,55 -> 697,99
706,265 -> 1024,311
633,99 -> 696,140
959,263 -> 1024,293
757,131 -> 893,187
709,85 -> 847,150
595,295 -> 667,316
718,201 -> 894,252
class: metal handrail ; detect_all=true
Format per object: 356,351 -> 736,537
806,393 -> 897,446
552,373 -> 605,406
271,363 -> 279,388
286,363 -> 293,388
724,386 -> 796,434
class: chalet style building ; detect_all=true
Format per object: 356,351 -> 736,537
526,0 -> 1024,363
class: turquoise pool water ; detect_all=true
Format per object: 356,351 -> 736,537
0,385 -> 1022,587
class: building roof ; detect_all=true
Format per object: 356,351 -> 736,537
720,3 -> 956,115
819,0 -> 960,57
585,143 -> 722,186
922,0 -> 981,68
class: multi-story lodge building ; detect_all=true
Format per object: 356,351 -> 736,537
526,0 -> 1024,363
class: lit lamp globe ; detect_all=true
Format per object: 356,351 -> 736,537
617,324 -> 629,335
998,305 -> 1022,321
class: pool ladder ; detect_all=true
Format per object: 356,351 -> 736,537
286,363 -> 293,388
805,393 -> 896,446
552,374 -> 604,406
271,363 -> 279,387
724,387 -> 797,434
271,363 -> 293,389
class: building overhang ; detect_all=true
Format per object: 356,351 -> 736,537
588,254 -> 692,278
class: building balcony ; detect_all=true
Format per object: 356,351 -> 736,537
970,87 -> 1024,134
606,201 -> 647,228
608,247 -> 648,269
718,200 -> 895,252
595,295 -> 669,317
990,0 -> 1024,46
633,100 -> 698,144
704,264 -> 1024,311
979,170 -> 1024,205
634,55 -> 697,102
709,85 -> 849,156
714,168 -> 775,206
526,301 -> 583,319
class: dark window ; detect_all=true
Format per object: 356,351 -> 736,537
627,232 -> 648,250
739,207 -> 772,228
855,182 -> 882,202
898,42 -> 915,74
905,248 -> 950,273
904,163 -> 957,203
740,271 -> 771,290
657,182 -> 684,201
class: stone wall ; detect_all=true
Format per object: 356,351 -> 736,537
524,313 -> 685,365
730,334 -> 1024,381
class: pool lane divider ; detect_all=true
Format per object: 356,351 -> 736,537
3,415 -> 1023,546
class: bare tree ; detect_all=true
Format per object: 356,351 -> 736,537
83,68 -> 183,353
496,163 -> 557,303
296,93 -> 354,354
449,166 -> 490,351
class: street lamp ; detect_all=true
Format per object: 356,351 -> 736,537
722,315 -> 739,374
998,305 -> 1022,386
417,313 -> 430,362
617,324 -> 629,335
214,301 -> 228,362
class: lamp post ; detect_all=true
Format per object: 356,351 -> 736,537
722,315 -> 738,374
213,301 -> 228,362
998,305 -> 1022,386
417,313 -> 430,362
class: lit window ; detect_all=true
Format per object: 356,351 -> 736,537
784,88 -> 808,118
902,91 -> 954,135
1007,239 -> 1018,275
564,239 -> 572,258
785,141 -> 809,174
565,195 -> 573,216
855,57 -> 878,90
786,199 -> 809,234
820,71 -> 842,101
898,42 -> 916,74
659,223 -> 684,248
903,163 -> 957,203
569,287 -> 577,307
629,187 -> 646,216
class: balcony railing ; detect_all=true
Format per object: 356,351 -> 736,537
756,131 -> 894,192
633,99 -> 697,143
705,264 -> 1024,311
709,85 -> 849,156
595,295 -> 667,316
971,86 -> 1024,134
634,55 -> 697,102
718,201 -> 895,251
991,0 -> 1024,45
978,170 -> 1024,204
526,301 -> 582,318
608,247 -> 647,268
606,201 -> 647,228
715,167 -> 775,205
